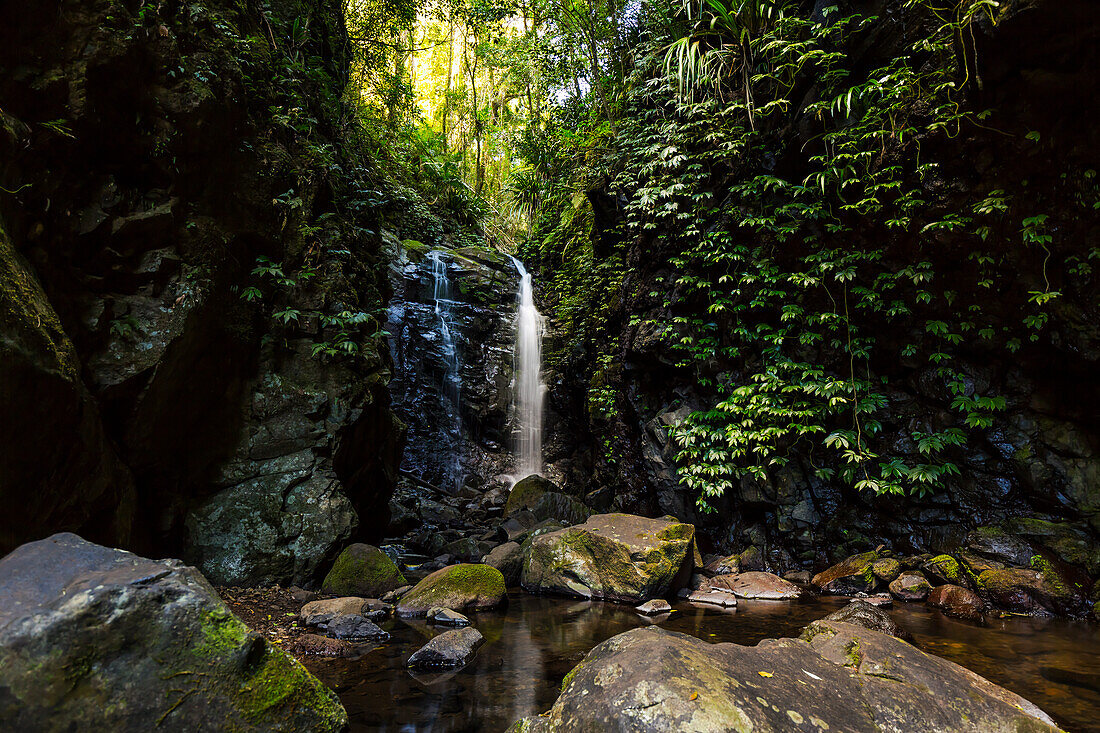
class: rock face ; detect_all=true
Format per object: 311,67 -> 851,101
710,572 -> 802,600
811,551 -> 880,594
0,533 -> 346,731
321,543 -> 407,598
186,453 -> 359,586
406,628 -> 485,670
977,566 -> 1088,616
396,564 -> 506,617
522,514 -> 695,603
928,585 -> 985,622
508,624 -> 1059,733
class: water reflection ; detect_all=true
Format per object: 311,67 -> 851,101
303,591 -> 1100,732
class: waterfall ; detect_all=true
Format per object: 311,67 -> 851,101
429,250 -> 463,489
509,255 -> 545,478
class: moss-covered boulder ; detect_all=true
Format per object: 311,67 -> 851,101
482,541 -> 524,585
396,563 -> 506,617
923,554 -> 969,587
503,475 -> 560,518
1004,518 -> 1100,575
521,513 -> 695,603
507,624 -> 1059,732
871,558 -> 901,582
0,533 -> 346,732
977,558 -> 1090,616
965,527 -> 1035,567
321,543 -> 406,597
811,551 -> 880,594
531,492 -> 594,526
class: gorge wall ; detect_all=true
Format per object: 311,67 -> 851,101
0,0 -> 415,584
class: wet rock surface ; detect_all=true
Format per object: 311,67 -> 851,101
890,571 -> 933,601
508,623 -> 1059,733
928,584 -> 986,622
811,551 -> 880,595
811,599 -> 911,641
0,533 -> 346,731
710,572 -> 802,600
521,513 -> 695,603
407,627 -> 485,670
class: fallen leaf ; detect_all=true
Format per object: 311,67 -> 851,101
758,671 -> 773,678
690,692 -> 699,701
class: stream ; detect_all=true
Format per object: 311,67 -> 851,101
304,591 -> 1100,733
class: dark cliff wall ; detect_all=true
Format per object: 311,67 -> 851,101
0,0 -> 404,583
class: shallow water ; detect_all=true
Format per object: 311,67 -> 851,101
303,591 -> 1100,733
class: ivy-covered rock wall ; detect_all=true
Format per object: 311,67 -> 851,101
529,0 -> 1100,571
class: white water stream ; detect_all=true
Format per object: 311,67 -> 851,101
429,250 -> 463,489
509,255 -> 545,478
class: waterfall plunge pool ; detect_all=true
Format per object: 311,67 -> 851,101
302,591 -> 1100,732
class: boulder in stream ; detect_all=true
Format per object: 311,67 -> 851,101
812,599 -> 911,640
928,584 -> 985,622
507,623 -> 1059,732
521,513 -> 695,604
889,571 -> 933,601
0,533 -> 346,732
396,563 -> 506,617
710,572 -> 802,600
503,475 -> 559,517
407,628 -> 485,669
811,551 -> 880,594
482,541 -> 523,585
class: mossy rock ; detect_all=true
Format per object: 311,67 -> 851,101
811,551 -> 880,594
531,491 -> 593,526
871,558 -> 901,583
396,563 -> 506,617
977,561 -> 1089,617
923,555 -> 967,587
521,513 -> 696,604
321,543 -> 406,597
1004,518 -> 1100,575
504,475 -> 559,518
0,533 -> 346,732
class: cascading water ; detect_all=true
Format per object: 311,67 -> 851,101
429,250 -> 463,490
509,255 -> 545,479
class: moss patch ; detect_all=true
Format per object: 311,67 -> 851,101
321,543 -> 405,597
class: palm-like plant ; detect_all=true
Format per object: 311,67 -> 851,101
664,0 -> 790,126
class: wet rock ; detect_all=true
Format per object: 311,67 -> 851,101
301,597 -> 373,625
500,511 -> 538,541
678,588 -> 738,607
966,527 -> 1034,567
978,559 -> 1089,616
285,633 -> 357,658
482,541 -> 523,585
923,554 -> 970,587
381,585 -> 412,604
871,558 -> 901,583
738,545 -> 765,571
710,572 -> 802,600
531,492 -> 594,526
957,550 -> 1005,576
857,594 -> 893,608
503,475 -> 559,517
321,543 -> 407,598
813,600 -> 910,640
1039,665 -> 1100,694
428,607 -> 471,627
1004,517 -> 1100,575
783,570 -> 812,584
407,628 -> 485,670
812,551 -> 880,594
522,514 -> 695,604
0,533 -> 346,731
889,572 -> 933,601
635,599 -> 672,615
508,624 -> 1057,732
928,585 -> 985,622
442,537 -> 494,563
396,563 -> 506,617
703,553 -> 741,576
323,614 -> 389,641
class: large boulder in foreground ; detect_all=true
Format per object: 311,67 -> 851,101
0,533 -> 345,732
396,563 -> 506,617
321,543 -> 406,597
521,514 -> 695,603
508,623 -> 1058,733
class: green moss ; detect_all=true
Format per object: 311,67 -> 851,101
925,555 -> 965,585
193,608 -> 250,660
399,563 -> 506,612
236,645 -> 344,728
321,544 -> 406,596
1028,555 -> 1074,598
